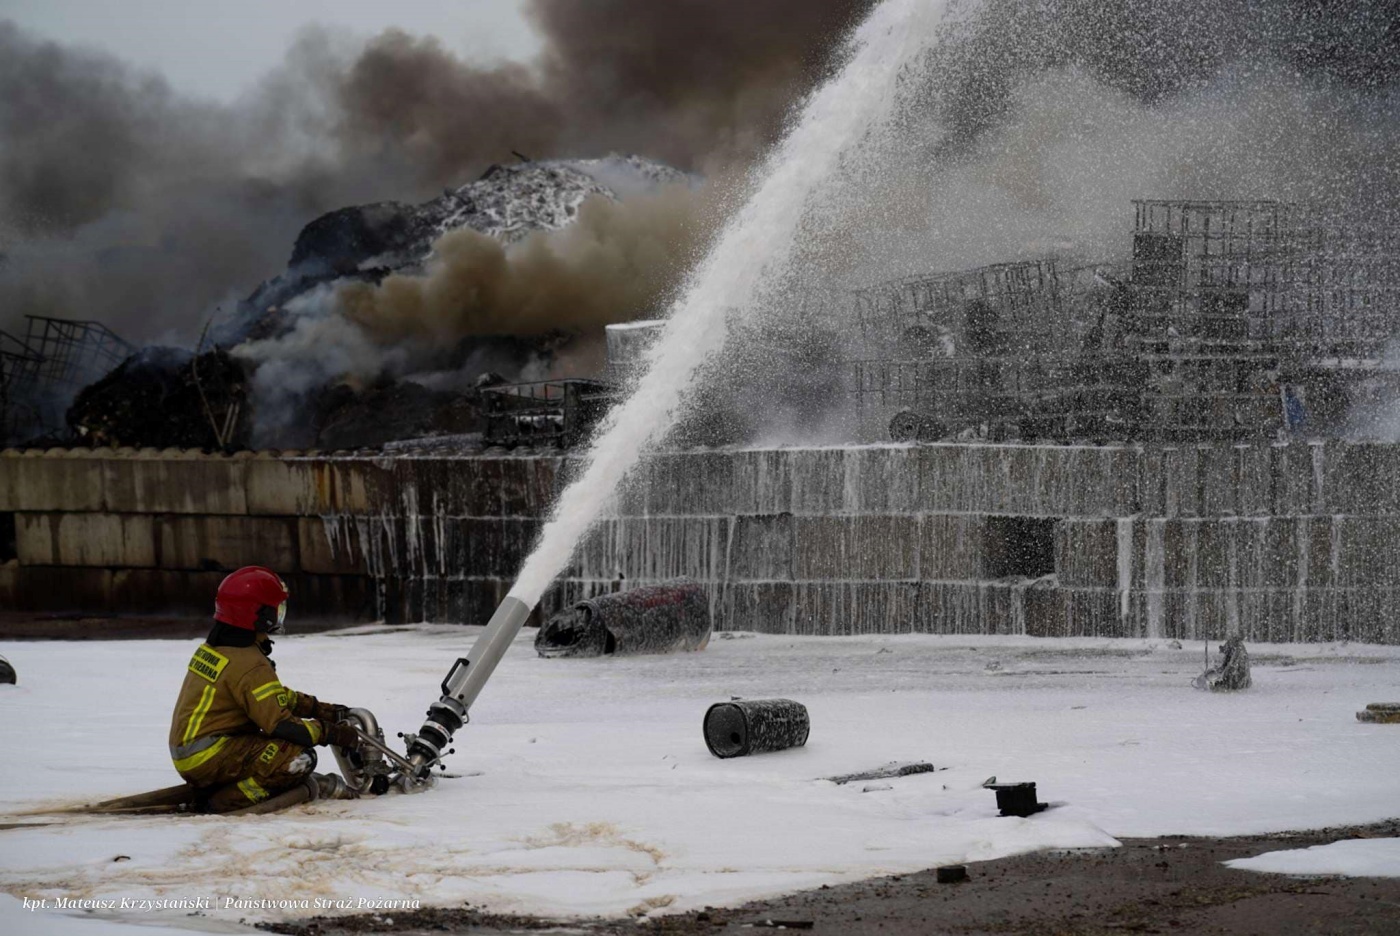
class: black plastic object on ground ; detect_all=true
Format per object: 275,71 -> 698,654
535,579 -> 711,658
0,655 -> 14,685
988,782 -> 1047,817
704,698 -> 810,759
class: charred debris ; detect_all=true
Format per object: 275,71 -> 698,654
70,347 -> 249,450
7,194 -> 1400,454
1,315 -> 603,453
851,200 -> 1400,445
3,158 -> 684,452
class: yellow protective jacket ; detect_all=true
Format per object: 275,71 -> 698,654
168,641 -> 325,776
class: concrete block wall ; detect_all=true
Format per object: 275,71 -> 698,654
566,442 -> 1400,641
5,442 -> 1400,641
0,449 -> 448,621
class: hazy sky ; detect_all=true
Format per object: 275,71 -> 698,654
0,0 -> 541,101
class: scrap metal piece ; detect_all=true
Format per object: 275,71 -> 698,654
747,922 -> 814,930
1193,634 -> 1252,691
480,378 -> 616,449
535,579 -> 711,659
825,761 -> 935,785
704,698 -> 810,759
1357,703 -> 1400,724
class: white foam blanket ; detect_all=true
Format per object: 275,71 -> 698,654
3,629 -> 1398,933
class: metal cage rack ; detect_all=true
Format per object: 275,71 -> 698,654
480,378 -> 617,449
843,200 -> 1400,445
0,316 -> 134,444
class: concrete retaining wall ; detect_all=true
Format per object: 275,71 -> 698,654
3,442 -> 1399,641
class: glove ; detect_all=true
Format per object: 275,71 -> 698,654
314,701 -> 350,724
322,720 -> 362,749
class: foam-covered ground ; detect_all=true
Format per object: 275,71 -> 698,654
2,628 -> 1399,933
1227,838 -> 1400,878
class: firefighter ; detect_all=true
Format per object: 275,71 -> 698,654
169,566 -> 359,812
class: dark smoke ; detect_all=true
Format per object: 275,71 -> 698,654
227,177 -> 718,448
4,0 -> 1399,420
0,24 -> 398,345
0,2 -> 873,350
335,1 -> 875,183
337,185 -> 711,344
530,0 -> 872,170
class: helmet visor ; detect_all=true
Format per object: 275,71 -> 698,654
267,600 -> 287,635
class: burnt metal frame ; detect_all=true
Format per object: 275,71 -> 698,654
1130,199 -> 1400,356
0,328 -> 45,442
1,316 -> 134,443
20,315 -> 133,390
851,258 -> 1099,356
480,378 -> 616,449
846,355 -> 1136,443
846,200 -> 1400,444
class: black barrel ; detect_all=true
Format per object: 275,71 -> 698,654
704,698 -> 810,758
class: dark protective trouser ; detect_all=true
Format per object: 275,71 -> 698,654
177,735 -> 316,813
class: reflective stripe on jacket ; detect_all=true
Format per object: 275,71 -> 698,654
168,642 -> 321,772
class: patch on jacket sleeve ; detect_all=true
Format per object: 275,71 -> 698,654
188,645 -> 230,684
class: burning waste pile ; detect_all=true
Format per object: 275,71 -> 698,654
68,347 -> 249,450
2,156 -> 699,451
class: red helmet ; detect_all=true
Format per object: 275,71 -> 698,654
214,566 -> 289,633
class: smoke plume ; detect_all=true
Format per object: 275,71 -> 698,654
335,1 -> 875,182
0,1 -> 871,347
0,24 -> 391,344
338,184 -> 710,344
6,0 -> 1400,445
230,182 -> 715,445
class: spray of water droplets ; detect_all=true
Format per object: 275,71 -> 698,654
509,0 -> 948,606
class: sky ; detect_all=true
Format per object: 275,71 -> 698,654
0,0 -> 541,101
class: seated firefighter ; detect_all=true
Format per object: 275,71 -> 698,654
169,566 -> 359,812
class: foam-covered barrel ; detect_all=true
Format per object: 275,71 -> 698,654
535,578 -> 711,658
703,698 -> 810,758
